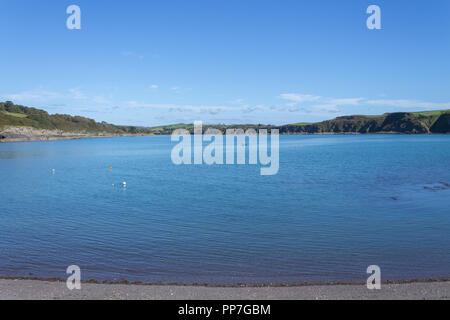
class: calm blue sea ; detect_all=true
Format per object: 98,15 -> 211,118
0,135 -> 449,284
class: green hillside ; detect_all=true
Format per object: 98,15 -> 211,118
0,101 -> 150,135
279,111 -> 450,134
1,101 -> 449,138
151,110 -> 450,135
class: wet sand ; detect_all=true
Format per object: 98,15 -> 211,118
0,279 -> 448,300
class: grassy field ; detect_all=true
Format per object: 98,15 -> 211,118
1,111 -> 28,118
411,110 -> 450,116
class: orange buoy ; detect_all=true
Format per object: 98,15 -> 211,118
109,167 -> 112,170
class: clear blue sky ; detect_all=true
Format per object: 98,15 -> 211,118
1,0 -> 450,126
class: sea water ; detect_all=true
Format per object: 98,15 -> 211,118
0,135 -> 449,284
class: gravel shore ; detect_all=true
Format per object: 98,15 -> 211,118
0,127 -> 94,142
0,279 -> 448,300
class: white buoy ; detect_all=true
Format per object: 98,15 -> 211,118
122,181 -> 127,187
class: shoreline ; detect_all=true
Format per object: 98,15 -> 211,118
1,132 -> 449,144
0,125 -> 157,143
1,278 -> 448,300
1,276 -> 449,287
0,133 -> 155,143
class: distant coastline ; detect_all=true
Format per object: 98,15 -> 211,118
1,128 -> 450,144
1,101 -> 449,143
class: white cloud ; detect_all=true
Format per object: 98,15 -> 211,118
206,107 -> 221,115
313,104 -> 340,113
125,101 -> 233,114
278,93 -> 358,114
124,100 -> 259,117
279,93 -> 321,103
2,88 -> 88,102
168,106 -> 223,115
288,107 -> 301,113
280,93 -> 363,105
3,90 -> 61,102
366,99 -> 450,109
278,93 -> 363,114
329,98 -> 364,106
242,105 -> 263,113
279,93 -> 450,112
149,84 -> 159,89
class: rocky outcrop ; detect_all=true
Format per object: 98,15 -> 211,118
278,112 -> 449,135
378,113 -> 430,134
430,114 -> 450,133
0,127 -> 90,142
